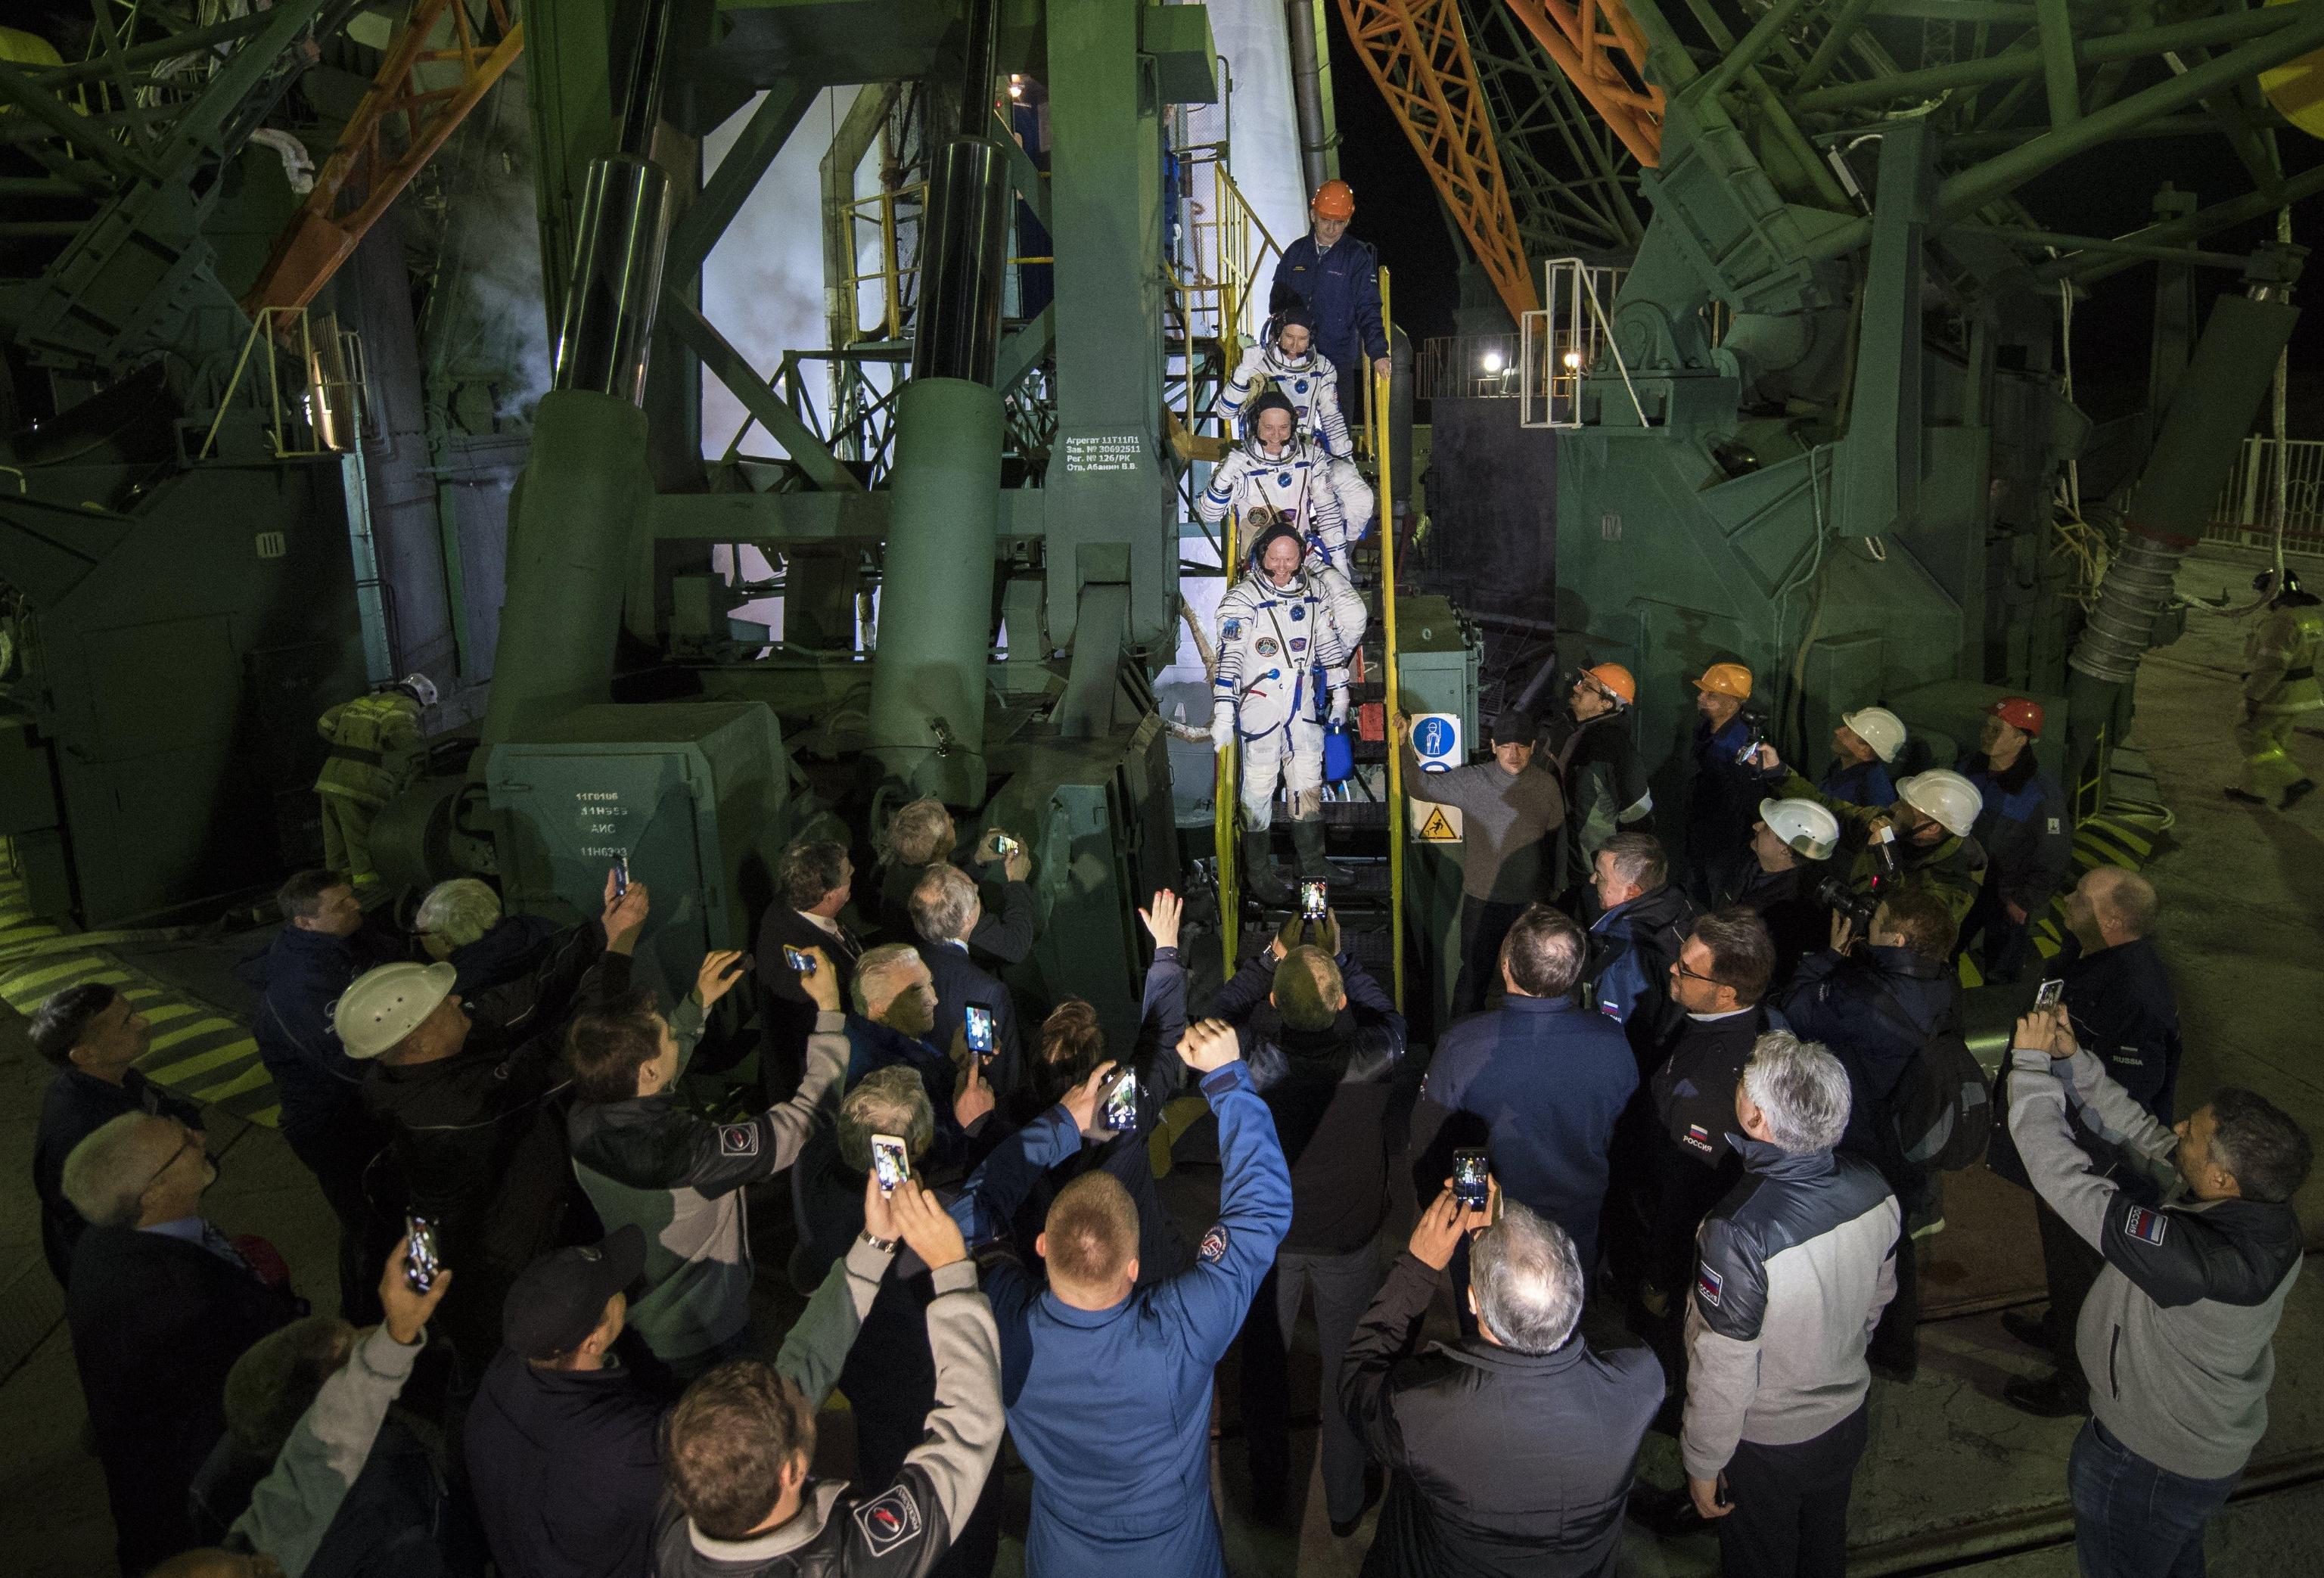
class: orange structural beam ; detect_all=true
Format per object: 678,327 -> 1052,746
1336,0 -> 1540,324
1499,0 -> 1664,167
244,0 -> 523,317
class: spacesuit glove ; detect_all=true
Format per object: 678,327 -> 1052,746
1211,703 -> 1238,752
1328,696 -> 1350,730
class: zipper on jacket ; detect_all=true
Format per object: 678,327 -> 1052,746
2108,1325 -> 2122,1398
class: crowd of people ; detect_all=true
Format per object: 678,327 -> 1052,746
17,179 -> 2316,1578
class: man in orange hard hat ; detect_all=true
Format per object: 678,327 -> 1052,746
1956,696 -> 2071,983
1552,662 -> 1653,902
1270,179 -> 1390,429
1683,663 -> 1778,902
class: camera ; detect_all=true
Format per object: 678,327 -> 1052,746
782,945 -> 816,975
1816,875 -> 1882,933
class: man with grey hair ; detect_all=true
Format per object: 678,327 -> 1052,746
912,862 -> 1024,1099
1343,1185 -> 1661,1573
1678,1031 -> 1898,1577
414,875 -> 561,998
847,942 -> 995,1175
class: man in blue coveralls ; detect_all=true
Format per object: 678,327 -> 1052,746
952,1017 -> 1292,1576
1271,179 -> 1390,430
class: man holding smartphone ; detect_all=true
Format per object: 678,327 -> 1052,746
910,864 -> 1024,1100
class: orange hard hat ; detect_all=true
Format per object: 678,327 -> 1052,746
1988,695 -> 2044,738
1695,662 -> 1754,700
1311,179 -> 1356,220
1580,663 -> 1636,707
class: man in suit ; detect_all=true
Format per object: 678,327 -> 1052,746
755,836 -> 862,1101
910,863 -> 1023,1101
64,1111 -> 299,1573
30,982 -> 199,1288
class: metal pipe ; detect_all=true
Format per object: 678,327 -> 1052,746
2033,0 -> 2080,128
2052,164 -> 2324,284
1697,0 -> 1817,101
909,139 -> 1011,383
550,157 -> 676,402
1947,222 -> 2249,271
1288,0 -> 1332,194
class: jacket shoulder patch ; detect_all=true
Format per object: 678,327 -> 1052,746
1199,1223 -> 1231,1263
853,1483 -> 923,1556
2124,1204 -> 2168,1247
719,1123 -> 760,1158
1696,1263 -> 1723,1306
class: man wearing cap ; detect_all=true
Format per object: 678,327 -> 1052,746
1684,663 -> 1776,903
1552,663 -> 1653,903
1724,798 -> 1841,992
1957,697 -> 2072,983
1213,519 -> 1362,905
1270,179 -> 1390,429
1822,707 -> 1907,811
2229,566 -> 2320,809
345,866 -> 651,1373
1759,742 -> 1990,930
1393,707 -> 1565,1016
1198,388 -> 1359,589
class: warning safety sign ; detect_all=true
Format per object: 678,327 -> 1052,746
1412,803 -> 1463,843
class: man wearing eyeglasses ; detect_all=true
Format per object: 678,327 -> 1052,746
62,1111 -> 301,1573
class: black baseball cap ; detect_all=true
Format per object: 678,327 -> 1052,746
502,1224 -> 646,1362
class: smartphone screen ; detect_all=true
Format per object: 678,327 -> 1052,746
2034,977 -> 2065,1012
1452,1151 -> 1490,1210
783,945 -> 816,975
613,856 -> 629,897
1103,1069 -> 1139,1132
994,833 -> 1020,856
870,1133 -> 910,1193
1300,878 -> 1328,921
405,1215 -> 440,1293
963,1004 -> 996,1058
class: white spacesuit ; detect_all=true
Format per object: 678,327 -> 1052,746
1211,520 -> 1365,896
1216,315 -> 1379,544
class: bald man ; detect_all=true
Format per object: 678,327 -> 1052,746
2002,867 -> 2185,1416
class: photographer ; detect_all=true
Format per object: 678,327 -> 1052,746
844,944 -> 996,1176
1583,832 -> 1698,1046
1758,742 -> 1989,929
875,798 -> 1036,966
1720,798 -> 1840,993
754,837 -> 862,1101
912,864 -> 1024,1101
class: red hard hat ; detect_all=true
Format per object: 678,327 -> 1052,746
1312,179 -> 1356,220
1988,696 -> 2044,738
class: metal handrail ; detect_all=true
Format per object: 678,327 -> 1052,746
1376,266 -> 1406,1012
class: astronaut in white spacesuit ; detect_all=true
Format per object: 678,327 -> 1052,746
1211,517 -> 1366,903
1196,393 -> 1367,640
1217,303 -> 1378,545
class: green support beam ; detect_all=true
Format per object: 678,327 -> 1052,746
2032,0 -> 2080,129
663,295 -> 865,492
672,79 -> 820,281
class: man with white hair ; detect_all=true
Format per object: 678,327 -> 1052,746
912,863 -> 1024,1098
1341,1188 -> 1662,1573
847,942 -> 996,1175
414,875 -> 561,998
1679,1032 -> 1899,1577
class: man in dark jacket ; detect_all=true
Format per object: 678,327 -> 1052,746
1717,798 -> 1838,994
1213,912 -> 1409,1533
1269,178 -> 1390,420
64,1111 -> 300,1572
1682,663 -> 1775,902
1414,905 -> 1635,1275
1779,887 -> 1956,1379
1583,832 -> 1699,1055
2002,868 -> 2185,1417
347,868 -> 648,1377
754,836 -> 862,1101
1344,1188 -> 1662,1577
1550,663 -> 1652,903
29,981 -> 195,1287
912,863 -> 1025,1100
1820,707 -> 1906,811
251,870 -> 401,1322
874,797 -> 1037,965
415,877 -> 564,999
844,943 -> 996,1178
1958,697 -> 2073,983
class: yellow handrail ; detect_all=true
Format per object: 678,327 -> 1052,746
1375,267 -> 1404,1013
1214,507 -> 1242,977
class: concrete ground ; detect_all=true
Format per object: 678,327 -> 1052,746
2,542 -> 2319,1576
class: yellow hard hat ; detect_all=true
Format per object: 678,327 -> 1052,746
1312,179 -> 1356,220
1694,662 -> 1754,700
1580,663 -> 1636,707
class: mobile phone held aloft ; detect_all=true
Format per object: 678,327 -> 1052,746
2034,977 -> 2065,1012
613,856 -> 630,898
963,1003 -> 996,1059
1103,1069 -> 1139,1132
783,944 -> 816,976
1452,1150 -> 1490,1210
993,832 -> 1021,857
1300,878 -> 1328,921
405,1215 -> 441,1293
870,1132 -> 911,1194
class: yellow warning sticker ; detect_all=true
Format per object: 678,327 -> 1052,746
1414,804 -> 1463,843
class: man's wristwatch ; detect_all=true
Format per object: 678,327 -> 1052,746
859,1230 -> 899,1254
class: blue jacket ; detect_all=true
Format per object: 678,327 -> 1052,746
1414,995 -> 1637,1271
956,1064 -> 1291,1578
844,1016 -> 973,1170
1779,945 -> 1956,1173
446,913 -> 563,1000
1959,749 -> 2074,912
1687,713 -> 1775,862
1820,757 -> 1897,809
1272,233 -> 1387,372
1585,881 -> 1698,1036
252,925 -> 390,1141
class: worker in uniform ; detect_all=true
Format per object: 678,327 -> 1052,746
314,673 -> 434,889
1683,662 -> 1774,902
1822,706 -> 1907,809
1198,390 -> 1363,608
1552,663 -> 1653,902
1270,179 -> 1390,435
1217,303 -> 1377,545
1213,519 -> 1359,906
1957,697 -> 2072,983
2228,567 -> 2321,810
1761,743 -> 1991,930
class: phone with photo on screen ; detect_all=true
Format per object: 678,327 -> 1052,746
1300,878 -> 1328,921
963,1004 -> 996,1061
782,945 -> 816,975
2034,978 -> 2064,1013
612,856 -> 629,898
1452,1151 -> 1491,1210
1103,1068 -> 1139,1132
404,1215 -> 440,1293
870,1133 -> 910,1194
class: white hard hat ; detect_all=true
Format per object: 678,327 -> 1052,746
334,961 -> 456,1060
392,673 -> 440,707
1900,769 -> 1983,839
1759,797 -> 1841,862
1841,706 -> 1906,763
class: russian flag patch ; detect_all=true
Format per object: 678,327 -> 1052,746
1697,1264 -> 1723,1306
2124,1205 -> 2168,1247
1683,1124 -> 1713,1154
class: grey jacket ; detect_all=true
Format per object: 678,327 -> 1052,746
2008,1048 -> 2304,1479
229,1324 -> 424,1576
1682,1140 -> 1898,1480
570,1002 -> 847,1362
1400,741 -> 1566,902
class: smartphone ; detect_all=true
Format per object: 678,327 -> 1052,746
404,1215 -> 440,1293
1452,1150 -> 1491,1210
870,1132 -> 910,1194
613,856 -> 630,898
1102,1068 -> 1139,1132
1300,878 -> 1328,921
783,944 -> 816,976
993,832 -> 1021,857
2034,977 -> 2065,1013
963,1003 -> 996,1060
